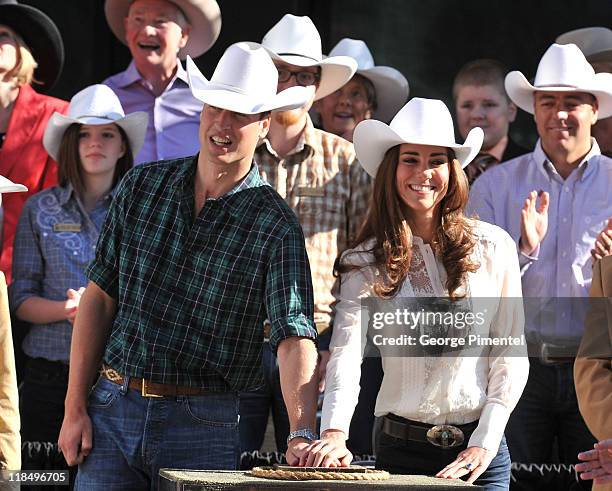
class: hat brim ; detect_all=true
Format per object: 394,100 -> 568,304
104,0 -> 221,59
358,66 -> 409,122
43,111 -> 148,161
264,50 -> 357,101
186,56 -> 309,114
0,4 -> 64,91
0,175 -> 27,194
505,71 -> 612,118
354,120 -> 483,178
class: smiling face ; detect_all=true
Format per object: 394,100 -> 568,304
78,124 -> 126,179
534,91 -> 598,162
395,143 -> 450,219
315,74 -> 374,137
199,104 -> 270,169
455,84 -> 516,151
124,0 -> 190,72
0,25 -> 18,78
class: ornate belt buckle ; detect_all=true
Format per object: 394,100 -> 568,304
426,425 -> 464,448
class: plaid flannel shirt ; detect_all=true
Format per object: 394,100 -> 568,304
255,115 -> 372,333
87,156 -> 317,390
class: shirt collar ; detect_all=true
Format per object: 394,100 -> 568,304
115,59 -> 188,89
57,183 -> 118,207
533,137 -> 601,182
257,113 -> 316,160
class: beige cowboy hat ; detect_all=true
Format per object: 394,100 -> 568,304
186,42 -> 310,114
556,27 -> 612,63
105,0 -> 221,59
43,84 -> 148,161
328,38 -> 409,122
261,14 -> 357,101
353,97 -> 483,178
505,43 -> 612,118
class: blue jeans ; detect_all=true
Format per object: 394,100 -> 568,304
238,342 -> 289,453
375,418 -> 511,491
75,377 -> 239,491
506,359 -> 595,490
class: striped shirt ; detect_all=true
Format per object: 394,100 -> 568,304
87,156 -> 317,390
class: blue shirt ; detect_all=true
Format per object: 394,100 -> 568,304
10,185 -> 113,362
467,139 -> 612,343
103,60 -> 203,165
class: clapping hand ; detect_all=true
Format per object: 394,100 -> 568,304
519,190 -> 549,255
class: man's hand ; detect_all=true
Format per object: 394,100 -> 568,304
58,407 -> 92,466
576,439 -> 612,485
519,190 -> 549,255
591,218 -> 612,262
318,350 -> 330,393
436,446 -> 493,483
285,437 -> 312,466
298,430 -> 352,468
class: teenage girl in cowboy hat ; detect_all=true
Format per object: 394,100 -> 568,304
0,0 -> 69,284
301,97 -> 529,490
10,85 -> 146,471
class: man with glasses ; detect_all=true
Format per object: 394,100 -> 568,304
240,14 -> 371,456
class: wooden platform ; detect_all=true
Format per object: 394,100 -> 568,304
158,469 -> 482,490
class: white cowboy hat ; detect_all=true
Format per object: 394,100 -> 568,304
328,38 -> 409,122
261,14 -> 357,101
43,84 -> 148,161
505,43 -> 612,118
556,27 -> 612,63
186,42 -> 310,114
104,0 -> 221,59
0,176 -> 26,194
353,97 -> 483,178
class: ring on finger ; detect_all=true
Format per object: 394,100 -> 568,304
463,462 -> 474,470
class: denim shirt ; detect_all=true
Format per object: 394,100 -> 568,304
10,184 -> 114,362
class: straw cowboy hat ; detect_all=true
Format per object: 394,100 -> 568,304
261,14 -> 357,101
328,38 -> 409,122
0,0 -> 64,90
556,27 -> 612,63
505,43 -> 612,118
186,42 -> 310,114
353,98 -> 483,178
104,0 -> 221,59
43,84 -> 148,161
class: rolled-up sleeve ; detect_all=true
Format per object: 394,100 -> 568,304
10,199 -> 43,312
468,229 -> 530,451
265,224 -> 317,352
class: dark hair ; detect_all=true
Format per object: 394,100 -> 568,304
57,123 -> 133,197
338,145 -> 479,300
354,73 -> 378,112
452,59 -> 510,102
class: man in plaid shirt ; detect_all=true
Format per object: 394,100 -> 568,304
239,14 -> 371,454
58,43 -> 320,489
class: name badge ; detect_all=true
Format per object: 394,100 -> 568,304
53,223 -> 81,233
296,186 -> 325,198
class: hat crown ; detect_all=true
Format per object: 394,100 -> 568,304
209,42 -> 278,100
329,38 -> 375,70
390,98 -> 456,147
262,14 -> 323,61
556,27 -> 612,60
67,84 -> 126,121
533,43 -> 595,89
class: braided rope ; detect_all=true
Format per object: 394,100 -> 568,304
250,467 -> 390,481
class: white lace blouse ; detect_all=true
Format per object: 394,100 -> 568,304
320,220 -> 529,452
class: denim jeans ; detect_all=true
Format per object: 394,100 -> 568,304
75,377 -> 239,491
506,359 -> 595,490
375,417 -> 511,491
238,342 -> 289,453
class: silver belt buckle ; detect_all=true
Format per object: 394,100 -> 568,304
426,425 -> 464,448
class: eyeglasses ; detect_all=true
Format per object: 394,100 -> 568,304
276,69 -> 321,87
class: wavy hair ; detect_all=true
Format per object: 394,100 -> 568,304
337,145 -> 479,300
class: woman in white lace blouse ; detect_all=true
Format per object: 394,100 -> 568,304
300,98 -> 529,490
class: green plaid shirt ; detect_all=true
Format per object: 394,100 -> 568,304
87,155 -> 317,390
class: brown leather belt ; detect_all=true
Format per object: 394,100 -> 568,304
100,364 -> 208,398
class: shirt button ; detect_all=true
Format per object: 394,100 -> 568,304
564,187 -> 570,193
73,251 -> 78,255
562,282 -> 567,288
585,217 -> 591,224
561,251 -> 567,257
562,217 -> 568,223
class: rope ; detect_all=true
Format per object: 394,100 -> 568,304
250,466 -> 390,481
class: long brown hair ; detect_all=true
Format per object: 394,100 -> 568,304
338,145 -> 479,300
57,123 -> 134,197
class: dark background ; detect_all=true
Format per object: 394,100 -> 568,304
21,0 -> 612,147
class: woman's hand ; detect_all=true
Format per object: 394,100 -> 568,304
65,287 -> 86,324
435,446 -> 493,483
576,439 -> 612,485
591,218 -> 612,262
298,430 -> 352,468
